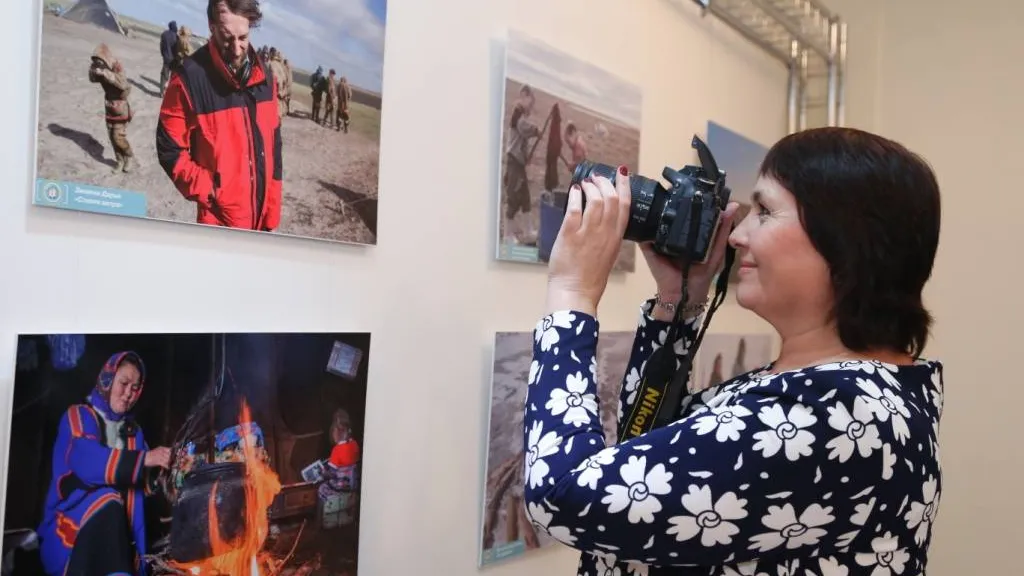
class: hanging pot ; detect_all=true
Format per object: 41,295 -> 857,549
168,461 -> 249,563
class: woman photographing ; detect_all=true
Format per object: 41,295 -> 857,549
523,127 -> 943,576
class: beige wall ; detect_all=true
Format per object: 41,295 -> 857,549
833,0 -> 1024,571
0,1 -> 785,575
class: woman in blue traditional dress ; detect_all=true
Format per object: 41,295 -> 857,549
37,351 -> 173,576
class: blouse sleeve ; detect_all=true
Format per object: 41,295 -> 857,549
523,309 -> 872,567
616,299 -> 705,429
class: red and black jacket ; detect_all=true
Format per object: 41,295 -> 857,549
157,43 -> 282,231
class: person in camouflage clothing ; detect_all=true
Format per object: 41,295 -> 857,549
88,43 -> 135,173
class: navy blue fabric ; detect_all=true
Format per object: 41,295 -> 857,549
522,299 -> 943,575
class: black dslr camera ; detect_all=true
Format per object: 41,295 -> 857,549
568,134 -> 730,264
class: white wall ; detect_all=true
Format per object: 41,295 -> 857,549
0,1 -> 786,574
829,0 -> 1024,572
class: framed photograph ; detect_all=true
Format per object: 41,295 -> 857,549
33,0 -> 387,245
693,332 -> 775,392
3,331 -> 371,574
496,30 -> 642,271
478,330 -> 635,566
301,459 -> 328,483
706,121 -> 771,283
327,340 -> 364,380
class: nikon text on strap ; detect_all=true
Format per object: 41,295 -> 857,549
617,199 -> 736,443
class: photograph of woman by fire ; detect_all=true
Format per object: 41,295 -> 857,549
1,332 -> 370,576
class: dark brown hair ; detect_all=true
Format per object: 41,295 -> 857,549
758,127 -> 941,358
207,0 -> 263,26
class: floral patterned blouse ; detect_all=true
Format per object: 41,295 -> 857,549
523,299 -> 943,576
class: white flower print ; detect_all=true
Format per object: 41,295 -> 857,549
623,366 -> 642,407
591,551 -> 623,576
722,561 -> 769,576
903,475 -> 939,545
624,561 -> 648,576
929,369 -> 944,414
528,359 -> 542,386
572,447 -> 619,490
855,378 -> 912,443
691,404 -> 754,442
525,501 -> 577,546
854,532 -> 910,575
748,502 -> 835,552
824,398 -> 882,462
535,311 -> 576,352
601,455 -> 673,524
666,484 -> 749,546
816,359 -> 902,389
525,420 -> 561,489
815,557 -> 849,576
546,371 -> 598,427
751,403 -> 818,461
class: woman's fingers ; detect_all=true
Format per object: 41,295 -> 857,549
560,184 -> 584,235
706,202 -> 740,267
614,168 -> 631,233
595,176 -> 620,230
578,178 -> 605,231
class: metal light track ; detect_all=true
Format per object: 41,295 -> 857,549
681,0 -> 847,133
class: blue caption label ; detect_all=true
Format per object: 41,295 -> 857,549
34,179 -> 148,218
481,539 -> 526,565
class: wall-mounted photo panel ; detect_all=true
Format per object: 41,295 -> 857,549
479,330 -> 635,566
2,332 -> 370,575
497,30 -> 642,271
33,0 -> 387,245
706,121 -> 771,283
693,332 -> 774,393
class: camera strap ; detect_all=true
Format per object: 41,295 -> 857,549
617,197 -> 736,442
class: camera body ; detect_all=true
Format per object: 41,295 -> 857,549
569,135 -> 731,264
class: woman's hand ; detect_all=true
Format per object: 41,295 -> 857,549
144,446 -> 172,469
641,201 -> 741,318
545,169 -> 632,317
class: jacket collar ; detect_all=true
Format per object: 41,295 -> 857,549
208,41 -> 266,90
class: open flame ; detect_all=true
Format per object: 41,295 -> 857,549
171,400 -> 282,575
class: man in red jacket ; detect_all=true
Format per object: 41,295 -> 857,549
157,0 -> 282,232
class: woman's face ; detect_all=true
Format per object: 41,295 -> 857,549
109,362 -> 143,414
728,175 -> 833,326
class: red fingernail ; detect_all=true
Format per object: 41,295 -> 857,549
618,165 -> 628,176
584,176 -> 593,183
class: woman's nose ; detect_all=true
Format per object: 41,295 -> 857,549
728,224 -> 747,249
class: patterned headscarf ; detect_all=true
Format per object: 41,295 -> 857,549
88,351 -> 146,422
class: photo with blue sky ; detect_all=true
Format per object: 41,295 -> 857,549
108,0 -> 388,93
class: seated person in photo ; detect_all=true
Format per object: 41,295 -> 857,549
328,408 -> 360,470
37,351 -> 172,576
523,127 -> 943,575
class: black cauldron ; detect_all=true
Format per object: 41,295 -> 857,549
168,462 -> 249,563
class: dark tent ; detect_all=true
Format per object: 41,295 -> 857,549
60,0 -> 128,36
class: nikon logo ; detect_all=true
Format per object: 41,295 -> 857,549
628,386 -> 662,437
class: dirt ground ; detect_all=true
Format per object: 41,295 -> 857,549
498,79 -> 640,272
480,331 -> 633,563
34,14 -> 381,245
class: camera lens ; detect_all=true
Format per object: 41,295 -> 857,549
569,161 -> 666,244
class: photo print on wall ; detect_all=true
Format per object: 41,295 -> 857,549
706,121 -> 771,283
32,0 -> 387,245
1,332 -> 370,576
693,332 -> 774,393
480,330 -> 637,566
496,29 -> 643,271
